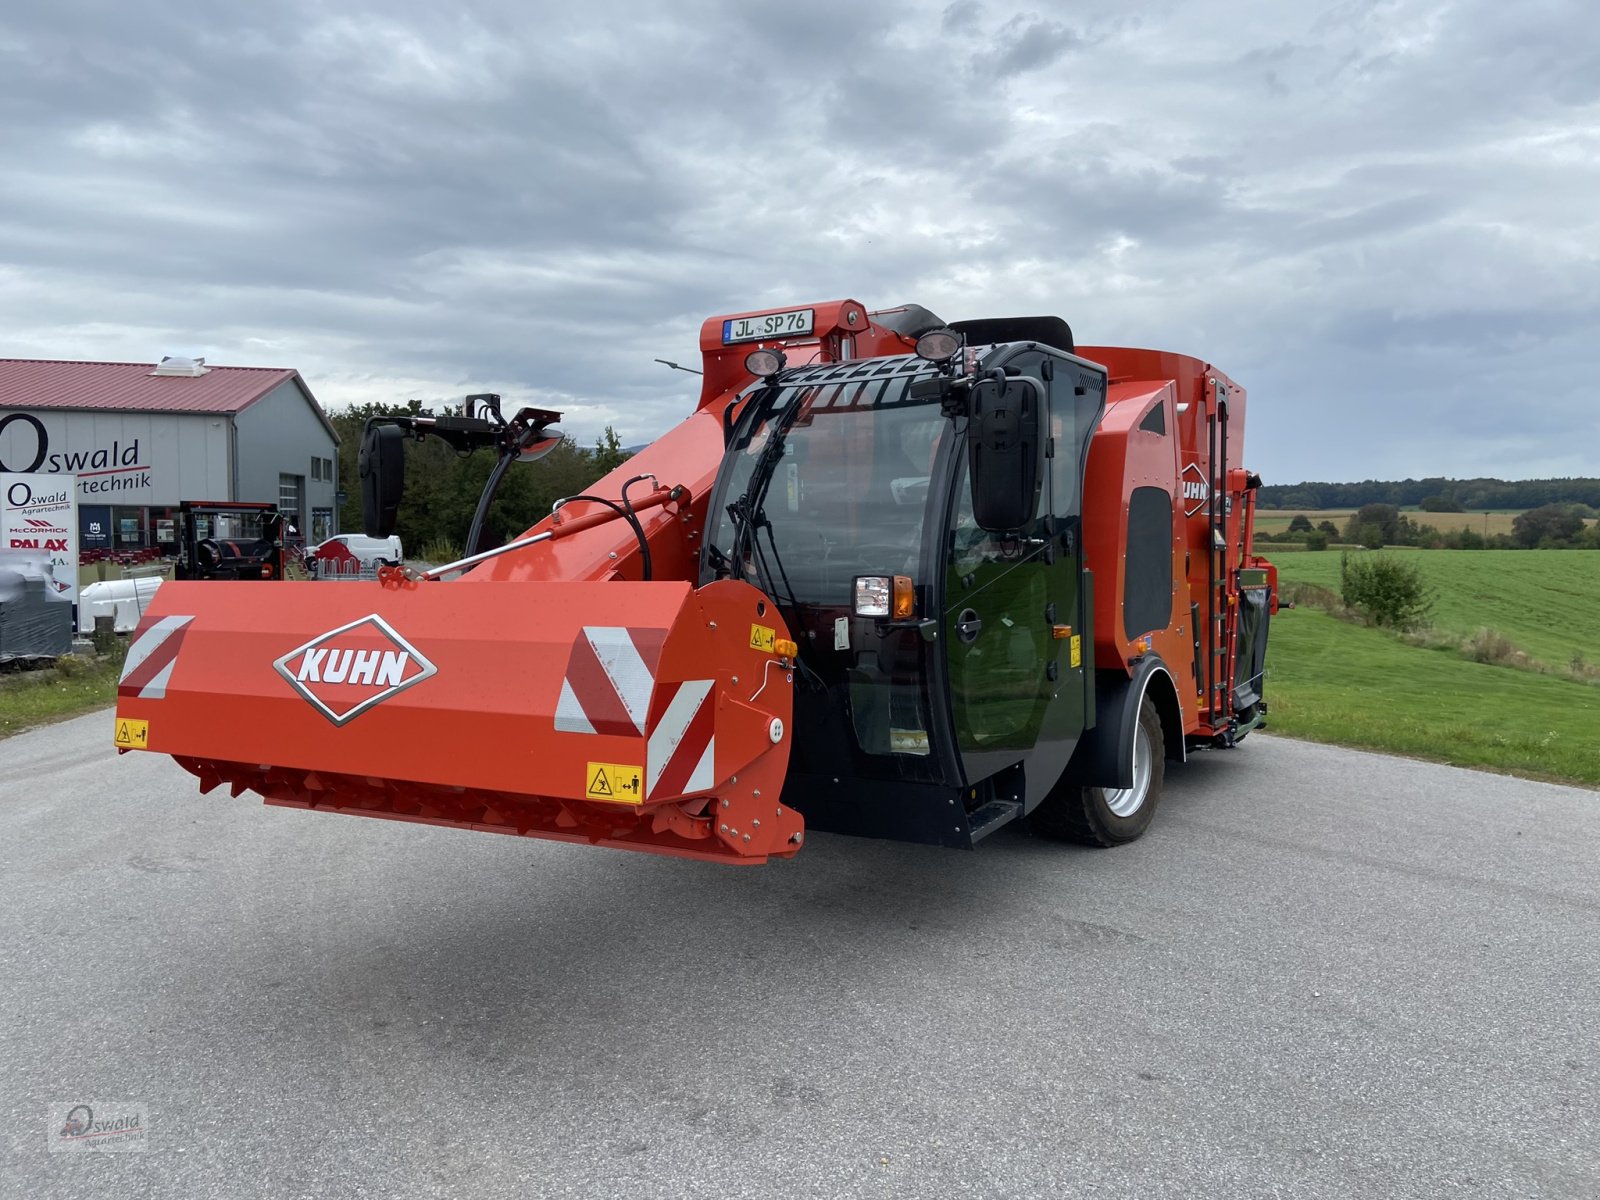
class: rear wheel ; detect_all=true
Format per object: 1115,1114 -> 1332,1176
1032,695 -> 1164,847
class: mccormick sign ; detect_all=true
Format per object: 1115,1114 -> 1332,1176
1,472 -> 78,604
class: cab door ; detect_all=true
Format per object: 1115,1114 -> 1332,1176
943,463 -> 1054,785
942,350 -> 1098,804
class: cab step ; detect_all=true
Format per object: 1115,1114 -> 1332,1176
966,798 -> 1023,843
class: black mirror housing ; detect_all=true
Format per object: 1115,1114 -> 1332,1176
967,375 -> 1043,533
359,422 -> 406,538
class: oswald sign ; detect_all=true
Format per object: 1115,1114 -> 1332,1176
0,413 -> 155,500
1,472 -> 79,604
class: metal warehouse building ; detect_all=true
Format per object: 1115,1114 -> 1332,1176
0,357 -> 340,550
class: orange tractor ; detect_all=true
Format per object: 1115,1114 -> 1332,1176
114,301 -> 1275,864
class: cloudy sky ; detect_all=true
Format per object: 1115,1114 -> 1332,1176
1,0 -> 1595,483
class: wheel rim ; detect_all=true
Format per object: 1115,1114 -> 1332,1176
1104,720 -> 1152,818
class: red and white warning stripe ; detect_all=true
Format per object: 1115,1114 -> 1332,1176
118,615 -> 194,700
554,626 -> 667,737
552,625 -> 717,801
647,679 -> 715,800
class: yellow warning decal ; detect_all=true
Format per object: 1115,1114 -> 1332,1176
749,623 -> 776,652
1070,635 -> 1082,669
114,717 -> 150,750
586,761 -> 644,804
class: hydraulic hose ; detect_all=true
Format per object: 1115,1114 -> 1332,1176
555,493 -> 651,581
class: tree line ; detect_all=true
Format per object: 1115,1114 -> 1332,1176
1259,503 -> 1600,551
328,402 -> 630,559
1258,477 -> 1600,511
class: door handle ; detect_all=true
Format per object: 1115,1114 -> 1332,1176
955,609 -> 983,644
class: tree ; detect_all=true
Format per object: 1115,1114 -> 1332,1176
1288,514 -> 1313,533
1317,520 -> 1339,538
591,425 -> 631,477
1340,553 -> 1434,630
1342,503 -> 1402,546
1304,531 -> 1329,551
1511,503 -> 1585,548
323,400 -> 629,554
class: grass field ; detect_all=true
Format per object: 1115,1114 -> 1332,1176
1265,605 -> 1600,786
1271,549 -> 1600,670
1255,508 -> 1533,536
0,653 -> 125,739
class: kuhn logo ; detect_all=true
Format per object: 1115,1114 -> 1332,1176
1181,464 -> 1211,517
272,614 -> 437,726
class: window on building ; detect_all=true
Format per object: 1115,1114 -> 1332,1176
114,506 -> 147,548
279,474 -> 304,529
323,457 -> 334,482
311,457 -> 322,481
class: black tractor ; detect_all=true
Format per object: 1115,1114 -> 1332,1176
173,501 -> 286,581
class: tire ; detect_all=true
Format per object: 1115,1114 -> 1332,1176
1032,696 -> 1164,847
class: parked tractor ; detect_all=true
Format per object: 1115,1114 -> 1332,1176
171,501 -> 285,582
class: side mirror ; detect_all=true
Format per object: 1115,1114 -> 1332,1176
967,375 -> 1043,533
359,422 -> 406,538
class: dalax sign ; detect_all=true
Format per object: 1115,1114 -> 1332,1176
2,472 -> 79,604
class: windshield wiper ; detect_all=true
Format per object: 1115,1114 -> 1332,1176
727,385 -> 805,583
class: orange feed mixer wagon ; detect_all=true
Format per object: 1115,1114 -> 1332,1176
114,300 -> 1276,865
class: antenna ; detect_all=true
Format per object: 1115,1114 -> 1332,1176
654,358 -> 703,376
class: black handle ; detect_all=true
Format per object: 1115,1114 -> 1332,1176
955,609 -> 983,644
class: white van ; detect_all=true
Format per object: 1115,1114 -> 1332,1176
309,533 -> 403,575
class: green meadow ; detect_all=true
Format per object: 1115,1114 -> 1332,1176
1272,549 -> 1600,670
1264,550 -> 1600,786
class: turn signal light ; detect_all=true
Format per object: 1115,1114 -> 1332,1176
774,637 -> 799,658
892,575 -> 914,620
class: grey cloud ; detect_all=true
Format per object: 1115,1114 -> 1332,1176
942,1 -> 984,35
971,14 -> 1085,77
0,0 -> 1596,480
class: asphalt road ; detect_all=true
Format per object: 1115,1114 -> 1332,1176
1,713 -> 1595,1199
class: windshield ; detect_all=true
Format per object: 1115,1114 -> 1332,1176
196,512 -> 270,541
706,369 -> 949,605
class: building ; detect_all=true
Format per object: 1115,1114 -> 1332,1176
0,356 -> 340,550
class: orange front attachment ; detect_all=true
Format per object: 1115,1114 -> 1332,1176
114,577 -> 802,863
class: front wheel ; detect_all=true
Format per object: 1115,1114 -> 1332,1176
1031,695 -> 1164,847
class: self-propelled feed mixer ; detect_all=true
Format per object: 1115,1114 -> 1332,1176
114,301 -> 1276,865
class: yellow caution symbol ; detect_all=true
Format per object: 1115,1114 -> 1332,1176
114,717 -> 150,750
1070,635 -> 1082,669
586,761 -> 644,805
748,623 -> 776,653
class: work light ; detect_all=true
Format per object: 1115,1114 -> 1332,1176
914,328 -> 962,363
744,348 -> 786,378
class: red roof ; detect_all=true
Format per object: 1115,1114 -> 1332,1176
0,358 -> 298,415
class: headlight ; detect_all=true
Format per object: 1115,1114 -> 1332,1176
853,575 -> 914,619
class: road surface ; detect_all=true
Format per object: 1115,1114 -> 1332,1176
1,712 -> 1595,1198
